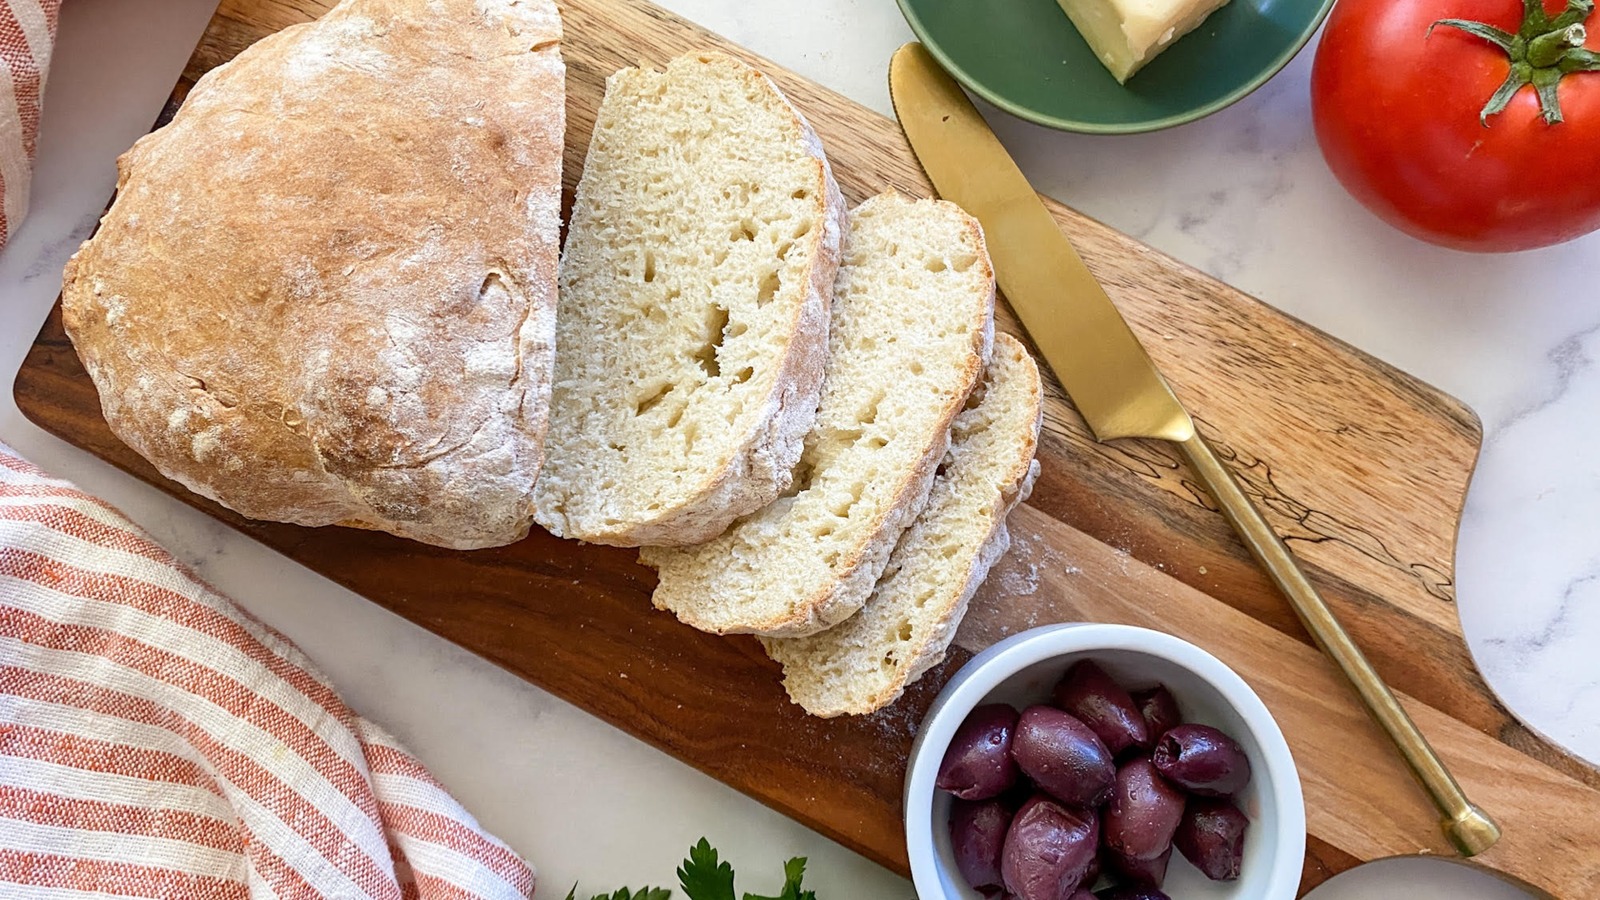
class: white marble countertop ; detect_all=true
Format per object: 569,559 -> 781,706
3,0 -> 1592,896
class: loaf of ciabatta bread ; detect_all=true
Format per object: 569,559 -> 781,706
642,192 -> 996,637
533,52 -> 845,548
61,0 -> 565,550
763,333 -> 1043,716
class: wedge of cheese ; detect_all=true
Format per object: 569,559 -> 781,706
1057,0 -> 1231,83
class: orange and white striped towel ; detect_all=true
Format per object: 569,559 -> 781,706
0,443 -> 538,899
0,0 -> 60,248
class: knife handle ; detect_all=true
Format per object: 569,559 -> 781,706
1176,431 -> 1501,857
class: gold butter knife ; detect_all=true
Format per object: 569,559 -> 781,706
888,41 -> 1499,856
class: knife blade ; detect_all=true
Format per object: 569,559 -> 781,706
888,45 -> 1191,444
888,41 -> 1500,857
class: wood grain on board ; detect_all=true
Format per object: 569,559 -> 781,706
15,0 -> 1600,896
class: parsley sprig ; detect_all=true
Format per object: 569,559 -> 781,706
564,838 -> 816,900
743,857 -> 816,900
565,891 -> 672,900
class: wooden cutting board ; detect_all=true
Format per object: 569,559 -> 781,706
16,0 -> 1600,895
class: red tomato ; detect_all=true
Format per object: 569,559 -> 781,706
1312,0 -> 1600,252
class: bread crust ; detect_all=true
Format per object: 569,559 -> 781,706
61,0 -> 564,550
743,205 -> 994,637
866,347 -> 1043,710
645,193 -> 997,637
765,335 -> 1045,717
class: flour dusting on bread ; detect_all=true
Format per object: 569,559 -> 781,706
61,0 -> 565,550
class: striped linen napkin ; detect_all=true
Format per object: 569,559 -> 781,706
0,443 -> 538,899
0,0 -> 59,248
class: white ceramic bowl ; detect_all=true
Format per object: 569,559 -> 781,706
905,623 -> 1305,899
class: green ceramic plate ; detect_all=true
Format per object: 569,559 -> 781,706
895,0 -> 1336,133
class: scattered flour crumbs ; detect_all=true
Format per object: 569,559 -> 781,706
802,695 -> 922,781
868,700 -> 922,743
847,534 -> 1105,751
859,535 -> 1092,744
969,530 -> 1089,640
994,530 -> 1082,597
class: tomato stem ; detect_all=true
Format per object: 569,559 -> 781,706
1433,0 -> 1600,125
1527,23 -> 1586,65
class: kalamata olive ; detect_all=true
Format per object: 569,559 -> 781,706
1011,706 -> 1116,807
1080,848 -> 1101,890
1152,724 -> 1251,797
1094,887 -> 1171,900
951,798 -> 1012,889
1174,798 -> 1248,881
1130,686 -> 1182,741
1106,844 -> 1171,887
938,704 -> 1020,800
1103,758 -> 1185,861
1001,795 -> 1099,900
1052,661 -> 1149,755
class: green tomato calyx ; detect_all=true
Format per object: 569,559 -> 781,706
1431,0 -> 1600,125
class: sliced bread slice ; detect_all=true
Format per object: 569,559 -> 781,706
532,52 -> 845,547
762,333 -> 1044,716
642,192 -> 996,637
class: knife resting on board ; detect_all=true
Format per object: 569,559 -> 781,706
887,41 -> 1499,857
